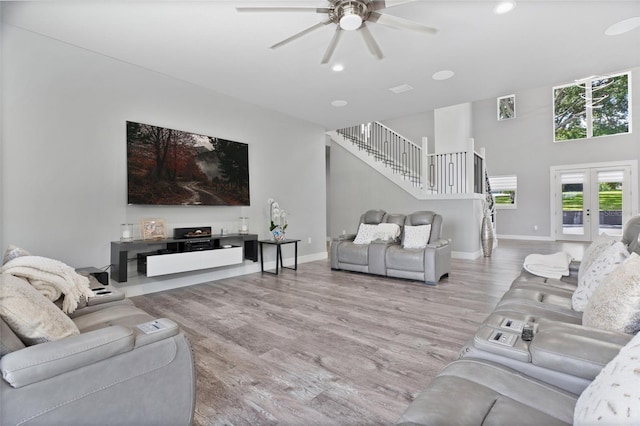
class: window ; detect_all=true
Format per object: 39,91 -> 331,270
489,175 -> 517,209
553,72 -> 630,142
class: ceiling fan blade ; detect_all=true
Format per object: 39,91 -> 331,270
270,20 -> 332,50
321,26 -> 343,64
370,0 -> 416,12
359,23 -> 383,60
369,11 -> 438,35
236,7 -> 331,14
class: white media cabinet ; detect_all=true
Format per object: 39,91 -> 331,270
110,234 -> 258,283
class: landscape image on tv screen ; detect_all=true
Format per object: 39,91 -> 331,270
127,121 -> 250,206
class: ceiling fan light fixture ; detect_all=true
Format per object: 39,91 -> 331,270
340,13 -> 363,30
494,1 -> 516,15
335,1 -> 368,31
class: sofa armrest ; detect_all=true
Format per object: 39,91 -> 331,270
1,325 -> 135,388
427,238 -> 450,249
530,328 -> 629,380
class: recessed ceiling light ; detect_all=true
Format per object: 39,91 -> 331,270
332,64 -> 345,72
494,1 -> 516,14
432,70 -> 455,81
605,16 -> 640,36
331,100 -> 348,107
389,84 -> 414,94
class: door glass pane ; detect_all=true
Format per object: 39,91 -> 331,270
598,170 -> 623,237
561,173 -> 585,236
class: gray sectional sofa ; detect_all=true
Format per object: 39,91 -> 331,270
330,210 -> 451,285
397,215 -> 640,425
0,269 -> 195,425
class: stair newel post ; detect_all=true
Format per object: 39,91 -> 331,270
466,138 -> 476,196
421,137 -> 429,191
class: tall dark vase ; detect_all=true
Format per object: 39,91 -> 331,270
481,216 -> 494,257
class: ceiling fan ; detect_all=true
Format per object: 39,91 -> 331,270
236,0 -> 438,64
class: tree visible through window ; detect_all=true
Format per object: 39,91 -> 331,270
554,73 -> 630,142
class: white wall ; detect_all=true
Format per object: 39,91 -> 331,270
328,142 -> 482,257
1,24 -> 327,294
473,67 -> 640,238
346,68 -> 640,240
434,102 -> 473,154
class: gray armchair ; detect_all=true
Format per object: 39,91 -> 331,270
385,211 -> 451,285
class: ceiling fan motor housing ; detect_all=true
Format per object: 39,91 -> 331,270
331,0 -> 371,30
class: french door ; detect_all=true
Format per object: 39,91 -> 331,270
554,165 -> 632,241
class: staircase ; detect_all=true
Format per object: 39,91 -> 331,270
328,122 -> 485,200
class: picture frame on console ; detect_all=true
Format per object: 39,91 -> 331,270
141,218 -> 167,240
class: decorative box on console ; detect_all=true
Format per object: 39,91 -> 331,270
173,226 -> 212,239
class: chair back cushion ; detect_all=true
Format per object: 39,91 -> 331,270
622,215 -> 640,255
405,211 -> 443,243
384,214 -> 406,227
359,210 -> 386,225
1,317 -> 25,356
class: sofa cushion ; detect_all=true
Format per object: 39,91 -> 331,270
574,331 -> 640,425
402,225 -> 431,249
583,252 -> 640,334
578,233 -> 616,283
386,245 -> 424,272
0,317 -> 26,355
337,242 -> 369,265
353,224 -> 378,245
572,241 -> 628,312
0,273 -> 80,345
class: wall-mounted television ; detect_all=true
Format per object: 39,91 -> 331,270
126,121 -> 250,206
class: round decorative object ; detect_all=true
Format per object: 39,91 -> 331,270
481,216 -> 494,257
272,226 -> 286,241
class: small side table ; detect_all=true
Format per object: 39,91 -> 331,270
258,239 -> 300,275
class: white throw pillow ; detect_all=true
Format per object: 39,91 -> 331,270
572,241 -> 629,312
375,223 -> 401,242
578,233 -> 616,283
0,273 -> 79,345
583,252 -> 640,334
574,331 -> 640,425
353,224 -> 379,245
403,225 -> 432,249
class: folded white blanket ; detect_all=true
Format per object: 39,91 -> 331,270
523,252 -> 573,280
1,256 -> 94,313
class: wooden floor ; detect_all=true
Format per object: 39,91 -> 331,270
131,239 -> 586,426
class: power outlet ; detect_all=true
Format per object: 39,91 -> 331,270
307,237 -> 312,244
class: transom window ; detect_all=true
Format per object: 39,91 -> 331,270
553,72 -> 631,142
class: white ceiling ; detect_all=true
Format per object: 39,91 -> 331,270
3,1 -> 640,130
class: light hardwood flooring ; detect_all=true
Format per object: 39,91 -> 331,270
131,239 -> 586,426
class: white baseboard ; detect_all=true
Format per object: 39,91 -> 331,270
497,234 -> 554,241
114,251 -> 328,297
452,250 -> 483,260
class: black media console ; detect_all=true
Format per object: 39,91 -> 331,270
110,233 -> 258,283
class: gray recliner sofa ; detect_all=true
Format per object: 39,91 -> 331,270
330,210 -> 451,285
396,216 -> 640,425
1,277 -> 195,425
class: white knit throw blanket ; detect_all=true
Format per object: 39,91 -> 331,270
1,256 -> 94,313
523,251 -> 573,280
